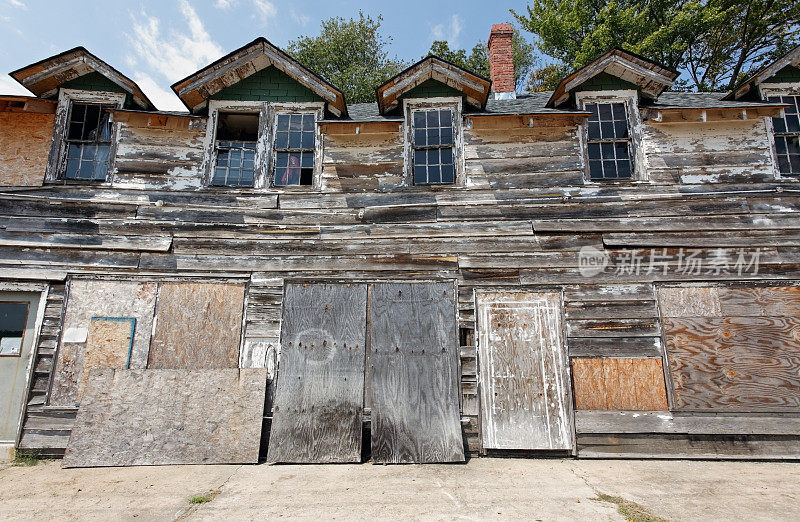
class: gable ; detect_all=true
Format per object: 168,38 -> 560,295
376,56 -> 491,115
210,66 -> 323,103
172,37 -> 346,116
726,44 -> 800,100
547,48 -> 678,108
766,65 -> 800,84
9,47 -> 153,110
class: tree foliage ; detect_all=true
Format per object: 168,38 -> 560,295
286,12 -> 406,103
424,27 -> 536,90
513,0 -> 800,91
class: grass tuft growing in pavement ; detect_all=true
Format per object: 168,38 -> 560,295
596,493 -> 668,522
189,490 -> 220,505
13,450 -> 39,467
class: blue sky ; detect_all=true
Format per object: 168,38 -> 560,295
0,0 -> 533,110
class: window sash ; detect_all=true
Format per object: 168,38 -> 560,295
768,95 -> 800,175
212,141 -> 256,187
272,112 -> 316,186
584,101 -> 634,181
411,108 -> 456,185
0,301 -> 29,357
62,102 -> 113,181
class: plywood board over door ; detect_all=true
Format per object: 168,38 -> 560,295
369,282 -> 464,464
50,280 -> 157,407
659,285 -> 800,411
267,283 -> 368,463
62,369 -> 267,467
148,282 -> 245,369
476,291 -> 574,451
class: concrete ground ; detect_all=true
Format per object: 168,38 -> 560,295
0,458 -> 798,521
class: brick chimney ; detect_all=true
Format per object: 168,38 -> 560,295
488,23 -> 516,100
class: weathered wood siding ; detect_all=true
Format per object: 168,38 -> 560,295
2,105 -> 800,458
268,283 -> 367,463
476,291 -> 573,451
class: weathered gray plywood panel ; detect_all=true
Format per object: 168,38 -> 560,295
74,317 -> 135,404
476,292 -> 574,451
369,282 -> 464,464
50,280 -> 157,407
148,282 -> 244,369
62,369 -> 267,467
267,283 -> 367,463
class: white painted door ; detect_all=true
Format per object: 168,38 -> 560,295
476,291 -> 574,451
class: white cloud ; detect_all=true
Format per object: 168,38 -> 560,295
252,0 -> 277,24
214,0 -> 237,8
430,14 -> 463,47
133,73 -> 187,112
128,0 -> 224,83
8,0 -> 26,10
290,10 -> 309,27
0,74 -> 31,96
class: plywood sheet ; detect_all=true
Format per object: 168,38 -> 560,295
476,292 -> 574,450
663,316 -> 800,411
369,282 -> 464,463
267,283 -> 367,463
62,369 -> 267,467
718,286 -> 800,317
148,282 -> 244,369
571,358 -> 668,410
73,317 -> 135,404
50,280 -> 157,407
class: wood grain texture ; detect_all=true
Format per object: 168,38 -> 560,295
718,285 -> 800,317
369,282 -> 464,463
571,358 -> 668,410
62,369 -> 266,467
663,315 -> 800,411
148,282 -> 244,369
267,283 -> 367,463
476,291 -> 574,450
74,318 -> 134,404
50,280 -> 157,407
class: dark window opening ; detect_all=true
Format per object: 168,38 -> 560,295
63,102 -> 113,181
585,102 -> 633,181
212,112 -> 260,187
768,95 -> 800,175
412,108 -> 455,185
273,113 -> 315,186
0,302 -> 29,357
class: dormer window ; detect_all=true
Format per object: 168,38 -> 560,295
273,112 -> 315,186
212,112 -> 259,187
767,95 -> 800,175
411,108 -> 456,185
585,102 -> 633,180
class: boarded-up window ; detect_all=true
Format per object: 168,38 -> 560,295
148,282 -> 245,369
660,285 -> 800,411
571,358 -> 668,410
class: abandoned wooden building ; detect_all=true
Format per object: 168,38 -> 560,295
2,23 -> 800,465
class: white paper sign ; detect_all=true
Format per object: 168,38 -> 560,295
62,327 -> 88,343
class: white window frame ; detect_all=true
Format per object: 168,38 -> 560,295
403,97 -> 465,187
202,100 -> 324,189
576,90 -> 646,183
46,88 -> 125,184
759,83 -> 800,179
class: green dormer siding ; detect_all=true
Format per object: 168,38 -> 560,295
766,65 -> 800,84
59,71 -> 135,108
399,79 -> 465,100
575,72 -> 641,93
210,66 -> 323,103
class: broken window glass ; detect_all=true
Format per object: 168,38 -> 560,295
212,112 -> 260,187
411,108 -> 456,185
585,102 -> 634,180
63,102 -> 113,181
768,95 -> 800,175
273,113 -> 315,186
0,302 -> 28,357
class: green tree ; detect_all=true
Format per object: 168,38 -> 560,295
512,0 -> 800,91
424,27 -> 536,90
287,13 -> 406,103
